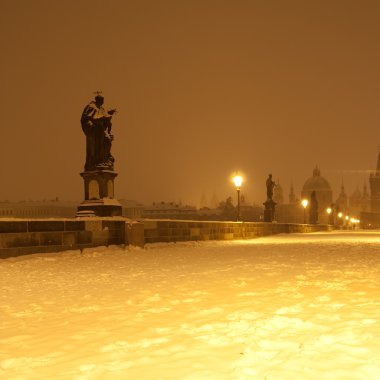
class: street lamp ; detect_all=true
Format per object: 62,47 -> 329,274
301,199 -> 308,224
345,215 -> 350,229
326,207 -> 332,225
336,212 -> 343,229
233,175 -> 243,221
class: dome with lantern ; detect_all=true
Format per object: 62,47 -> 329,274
301,166 -> 333,212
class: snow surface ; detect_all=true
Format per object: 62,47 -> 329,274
1,231 -> 380,380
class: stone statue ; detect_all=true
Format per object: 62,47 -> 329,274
309,190 -> 318,224
266,174 -> 276,200
81,93 -> 117,171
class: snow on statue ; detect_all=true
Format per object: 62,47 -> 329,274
80,92 -> 117,171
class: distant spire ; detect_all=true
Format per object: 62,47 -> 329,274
199,192 -> 208,208
363,180 -> 369,198
313,166 -> 320,177
289,182 -> 296,204
210,192 -> 219,209
376,147 -> 380,172
273,180 -> 284,204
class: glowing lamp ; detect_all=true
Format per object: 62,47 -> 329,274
233,175 -> 243,189
232,174 -> 243,221
301,199 -> 308,224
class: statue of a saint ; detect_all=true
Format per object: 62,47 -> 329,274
81,93 -> 117,171
266,174 -> 276,201
309,190 -> 318,224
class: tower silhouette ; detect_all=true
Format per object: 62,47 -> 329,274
369,147 -> 380,213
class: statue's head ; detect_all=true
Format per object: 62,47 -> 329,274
95,94 -> 104,106
269,174 -> 272,178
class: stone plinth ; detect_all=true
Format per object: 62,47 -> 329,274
263,199 -> 277,222
77,170 -> 122,217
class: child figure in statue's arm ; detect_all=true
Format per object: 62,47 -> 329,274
106,108 -> 117,140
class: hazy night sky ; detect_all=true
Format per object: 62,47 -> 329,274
1,0 -> 380,206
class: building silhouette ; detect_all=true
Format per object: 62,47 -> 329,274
301,166 -> 333,223
369,148 -> 380,213
335,180 -> 348,214
273,180 -> 284,205
361,148 -> 380,227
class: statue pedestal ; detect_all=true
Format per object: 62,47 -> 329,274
77,170 -> 122,217
263,199 -> 277,222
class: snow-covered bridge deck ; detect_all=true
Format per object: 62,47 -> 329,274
1,231 -> 380,379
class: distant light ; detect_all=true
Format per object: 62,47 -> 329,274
345,216 -> 349,220
326,207 -> 332,214
233,175 -> 243,188
301,199 -> 308,208
338,212 -> 343,218
350,218 -> 356,223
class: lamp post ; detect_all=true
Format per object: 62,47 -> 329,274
345,215 -> 350,229
326,207 -> 332,225
337,212 -> 343,229
301,199 -> 308,224
233,175 -> 243,221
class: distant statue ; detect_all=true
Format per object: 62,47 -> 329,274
309,190 -> 318,224
81,93 -> 117,171
266,174 -> 276,201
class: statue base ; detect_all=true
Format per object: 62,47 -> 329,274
77,169 -> 122,217
263,199 -> 277,222
77,198 -> 122,217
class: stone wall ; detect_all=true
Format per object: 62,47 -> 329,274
144,220 -> 332,243
0,219 -> 126,259
360,211 -> 380,229
0,218 -> 332,259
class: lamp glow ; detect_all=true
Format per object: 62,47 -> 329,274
327,207 -> 332,214
232,174 -> 243,221
233,175 -> 243,189
301,199 -> 308,224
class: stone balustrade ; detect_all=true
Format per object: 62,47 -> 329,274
0,218 -> 332,259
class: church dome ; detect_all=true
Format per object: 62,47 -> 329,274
301,166 -> 333,223
302,166 -> 332,193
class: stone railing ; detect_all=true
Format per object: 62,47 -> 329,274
0,218 -> 331,259
0,219 -> 136,259
143,220 -> 332,243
